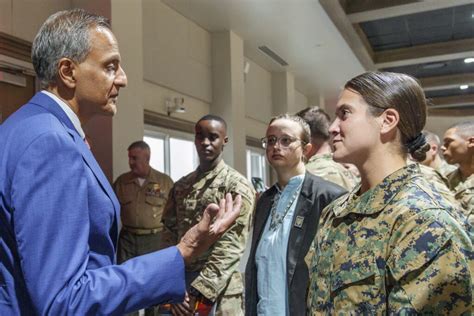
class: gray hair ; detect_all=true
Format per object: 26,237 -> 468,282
32,9 -> 110,89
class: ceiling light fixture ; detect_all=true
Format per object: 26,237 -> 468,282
464,58 -> 474,64
460,85 -> 469,90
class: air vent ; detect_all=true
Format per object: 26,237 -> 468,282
258,46 -> 289,67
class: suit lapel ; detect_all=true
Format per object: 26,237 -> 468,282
32,93 -> 120,241
287,175 -> 313,285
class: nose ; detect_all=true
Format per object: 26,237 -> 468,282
115,66 -> 128,88
328,118 -> 339,136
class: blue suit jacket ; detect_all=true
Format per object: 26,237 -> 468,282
0,92 -> 185,315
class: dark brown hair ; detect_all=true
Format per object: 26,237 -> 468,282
345,71 -> 430,161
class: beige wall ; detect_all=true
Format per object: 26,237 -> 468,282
143,0 -> 212,103
425,115 -> 474,140
0,0 -> 72,41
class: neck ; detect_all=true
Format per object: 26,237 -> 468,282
199,157 -> 221,173
430,155 -> 443,170
356,148 -> 406,194
459,159 -> 474,179
314,142 -> 332,155
276,163 -> 305,188
46,86 -> 91,125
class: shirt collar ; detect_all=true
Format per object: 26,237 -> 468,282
333,164 -> 419,217
41,90 -> 85,139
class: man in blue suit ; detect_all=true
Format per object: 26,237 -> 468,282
0,9 -> 241,315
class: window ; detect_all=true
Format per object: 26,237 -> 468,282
144,126 -> 199,182
246,146 -> 268,190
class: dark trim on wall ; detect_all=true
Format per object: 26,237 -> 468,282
0,32 -> 32,62
144,110 -> 195,134
246,136 -> 262,149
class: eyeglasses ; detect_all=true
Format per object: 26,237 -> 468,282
261,135 -> 304,149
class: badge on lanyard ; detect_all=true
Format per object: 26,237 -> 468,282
294,215 -> 305,228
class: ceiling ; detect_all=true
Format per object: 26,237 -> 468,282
163,0 -> 474,116
321,0 -> 474,116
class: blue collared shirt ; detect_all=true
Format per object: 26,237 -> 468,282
255,174 -> 305,316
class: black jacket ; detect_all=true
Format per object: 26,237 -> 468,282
245,172 -> 346,316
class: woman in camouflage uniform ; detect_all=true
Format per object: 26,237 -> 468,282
307,71 -> 473,315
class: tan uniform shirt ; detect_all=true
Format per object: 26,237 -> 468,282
114,168 -> 174,230
305,153 -> 357,191
161,160 -> 256,302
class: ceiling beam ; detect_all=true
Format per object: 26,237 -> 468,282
428,94 -> 474,107
428,107 -> 474,116
420,73 -> 474,91
319,0 -> 375,70
375,38 -> 474,68
347,0 -> 474,23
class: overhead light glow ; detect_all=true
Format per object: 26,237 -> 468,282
465,58 -> 474,63
460,85 -> 469,90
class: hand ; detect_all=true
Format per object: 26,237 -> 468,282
177,193 -> 242,265
170,291 -> 196,316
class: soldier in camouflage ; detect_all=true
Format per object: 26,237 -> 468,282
442,121 -> 474,222
421,130 -> 457,177
307,72 -> 473,315
161,115 -> 255,316
296,106 -> 357,190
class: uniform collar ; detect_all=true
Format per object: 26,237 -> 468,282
122,168 -> 158,184
307,152 -> 332,164
197,159 -> 226,178
333,164 -> 420,217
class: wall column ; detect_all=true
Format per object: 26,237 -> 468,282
271,71 -> 296,115
111,0 -> 144,179
211,30 -> 246,174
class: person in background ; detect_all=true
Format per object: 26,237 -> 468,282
442,121 -> 474,221
0,9 -> 242,315
245,114 -> 345,316
114,140 -> 174,315
161,115 -> 256,316
412,130 -> 459,210
307,71 -> 472,315
421,130 -> 456,176
296,106 -> 357,191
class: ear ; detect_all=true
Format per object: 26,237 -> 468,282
223,136 -> 229,146
302,142 -> 313,160
431,143 -> 438,153
379,108 -> 399,135
468,136 -> 474,149
57,58 -> 77,89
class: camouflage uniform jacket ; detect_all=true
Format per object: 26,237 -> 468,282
161,160 -> 255,301
307,164 -> 473,315
447,168 -> 474,220
437,159 -> 457,178
113,168 -> 174,230
418,164 -> 461,210
305,153 -> 357,191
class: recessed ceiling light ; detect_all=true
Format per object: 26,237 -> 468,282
460,85 -> 469,90
465,58 -> 474,63
422,62 -> 447,69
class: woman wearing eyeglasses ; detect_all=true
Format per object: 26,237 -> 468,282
307,72 -> 472,315
244,114 -> 346,316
